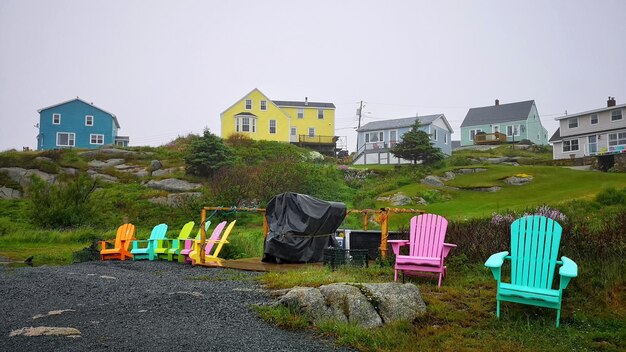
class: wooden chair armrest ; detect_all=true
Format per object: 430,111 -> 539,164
388,240 -> 409,255
484,251 -> 509,269
559,256 -> 578,278
442,243 -> 457,258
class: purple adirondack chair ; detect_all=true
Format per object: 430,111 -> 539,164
389,214 -> 457,287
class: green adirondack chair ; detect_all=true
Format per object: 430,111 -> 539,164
485,215 -> 578,327
154,221 -> 194,260
167,221 -> 211,262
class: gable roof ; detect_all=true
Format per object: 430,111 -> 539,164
357,114 -> 450,132
461,100 -> 535,127
272,100 -> 335,109
38,97 -> 120,128
549,128 -> 561,142
554,103 -> 626,120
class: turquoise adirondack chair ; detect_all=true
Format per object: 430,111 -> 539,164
485,215 -> 578,327
389,214 -> 456,287
130,223 -> 168,260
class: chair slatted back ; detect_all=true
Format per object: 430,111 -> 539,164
210,220 -> 236,259
510,216 -> 562,289
409,214 -> 448,258
204,221 -> 227,255
120,223 -> 136,251
150,224 -> 168,240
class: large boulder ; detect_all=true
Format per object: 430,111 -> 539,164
319,284 -> 381,327
150,160 -> 163,171
504,175 -> 533,186
148,192 -> 202,206
0,187 -> 21,199
276,287 -> 332,322
362,282 -> 426,323
88,159 -> 125,169
421,175 -> 445,187
0,167 -> 56,187
389,193 -> 413,206
145,178 -> 202,192
78,148 -> 138,158
151,168 -> 177,177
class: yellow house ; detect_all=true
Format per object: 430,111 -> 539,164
220,88 -> 337,154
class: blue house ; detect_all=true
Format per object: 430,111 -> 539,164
353,114 -> 453,165
37,97 -> 129,150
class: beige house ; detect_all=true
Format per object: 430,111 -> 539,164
550,97 -> 626,160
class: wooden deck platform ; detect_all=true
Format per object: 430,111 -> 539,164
194,257 -> 323,272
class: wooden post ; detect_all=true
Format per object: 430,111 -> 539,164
200,208 -> 206,265
379,209 -> 389,260
363,210 -> 369,231
262,211 -> 268,239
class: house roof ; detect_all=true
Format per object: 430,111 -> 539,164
38,97 -> 120,128
460,100 -> 535,127
549,128 -> 561,142
272,100 -> 336,109
357,114 -> 452,132
234,112 -> 257,117
554,103 -> 626,120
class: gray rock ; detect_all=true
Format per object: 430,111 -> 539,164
114,164 -> 135,170
414,197 -> 427,205
455,168 -> 476,174
89,173 -> 118,183
134,169 -> 150,177
148,192 -> 202,206
361,283 -> 426,323
504,176 -> 533,186
0,186 -> 21,199
150,160 -> 163,171
145,178 -> 201,192
60,167 -> 79,176
441,171 -> 456,181
502,162 -> 520,166
34,156 -> 53,162
277,287 -> 332,322
483,157 -> 511,164
151,168 -> 176,177
421,175 -> 445,187
88,159 -> 125,169
389,193 -> 412,206
320,283 -> 381,327
0,167 -> 56,187
468,186 -> 501,192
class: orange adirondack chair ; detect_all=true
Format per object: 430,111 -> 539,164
100,223 -> 136,261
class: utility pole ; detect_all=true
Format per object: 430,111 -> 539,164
357,101 -> 363,130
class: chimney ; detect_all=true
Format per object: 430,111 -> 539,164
304,97 -> 308,106
495,99 -> 500,106
607,96 -> 616,107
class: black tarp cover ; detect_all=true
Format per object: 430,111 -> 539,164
262,192 -> 346,263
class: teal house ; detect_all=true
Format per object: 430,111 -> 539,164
460,100 -> 548,146
37,97 -> 129,150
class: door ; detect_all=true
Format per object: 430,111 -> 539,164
588,135 -> 597,155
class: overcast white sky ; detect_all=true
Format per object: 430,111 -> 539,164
1,0 -> 625,152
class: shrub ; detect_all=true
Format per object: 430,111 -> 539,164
184,128 -> 235,177
27,174 -> 98,228
596,187 -> 626,206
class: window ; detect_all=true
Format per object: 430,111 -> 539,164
85,115 -> 94,126
562,139 -> 579,152
317,109 -> 324,119
389,130 -> 397,146
470,129 -> 483,141
492,125 -> 500,133
568,118 -> 578,128
52,113 -> 61,125
432,128 -> 438,141
611,109 -> 623,121
308,128 -> 315,137
235,116 -> 257,133
365,131 -> 384,143
506,125 -> 520,137
260,100 -> 267,111
245,99 -> 252,110
269,119 -> 276,134
290,127 -> 297,136
90,134 -> 104,145
608,132 -> 626,146
297,108 -> 304,119
590,114 -> 598,125
444,133 -> 447,144
56,132 -> 75,147
588,135 -> 597,154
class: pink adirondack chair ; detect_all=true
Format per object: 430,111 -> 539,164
187,221 -> 227,265
389,214 -> 457,287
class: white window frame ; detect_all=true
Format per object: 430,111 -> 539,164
562,139 -> 579,152
611,109 -> 623,122
52,113 -> 61,125
389,130 -> 398,144
290,127 -> 297,136
269,119 -> 276,134
260,100 -> 267,111
469,129 -> 483,141
90,133 -> 104,145
308,127 -> 315,137
608,132 -> 626,146
317,109 -> 324,119
297,108 -> 304,119
85,115 -> 94,126
506,125 -> 520,137
235,116 -> 257,133
56,132 -> 75,147
568,117 -> 578,129
365,131 -> 384,144
590,113 -> 598,125
245,99 -> 252,110
588,135 -> 598,154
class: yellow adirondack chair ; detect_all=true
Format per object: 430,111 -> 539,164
100,223 -> 136,261
190,220 -> 236,265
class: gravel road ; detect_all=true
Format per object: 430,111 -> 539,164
0,260 -> 352,352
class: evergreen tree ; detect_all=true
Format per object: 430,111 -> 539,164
391,120 -> 444,165
184,128 -> 235,177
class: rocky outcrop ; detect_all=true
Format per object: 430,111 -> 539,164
504,175 -> 533,186
0,187 -> 21,199
377,192 -> 413,206
151,168 -> 177,177
78,148 -> 139,158
150,160 -> 163,171
0,167 -> 56,187
88,159 -> 125,169
148,192 -> 202,206
421,175 -> 445,187
272,282 -> 426,328
86,170 -> 118,183
145,178 -> 201,192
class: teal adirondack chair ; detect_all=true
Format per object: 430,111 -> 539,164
485,215 -> 578,327
130,223 -> 168,260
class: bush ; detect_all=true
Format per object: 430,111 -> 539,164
184,129 -> 235,177
27,174 -> 98,228
596,187 -> 626,206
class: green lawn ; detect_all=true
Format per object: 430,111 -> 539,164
380,165 -> 626,220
